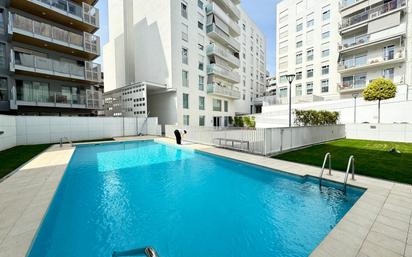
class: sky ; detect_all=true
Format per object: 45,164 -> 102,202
95,0 -> 277,75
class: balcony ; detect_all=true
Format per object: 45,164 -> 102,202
339,24 -> 405,53
206,3 -> 241,37
207,64 -> 240,84
207,83 -> 241,99
10,50 -> 102,84
212,0 -> 240,21
338,76 -> 403,92
13,86 -> 102,109
206,44 -> 240,68
9,13 -> 100,60
338,48 -> 405,73
207,24 -> 240,52
340,0 -> 406,31
10,0 -> 99,33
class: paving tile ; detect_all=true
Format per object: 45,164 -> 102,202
375,215 -> 410,232
370,221 -> 408,242
364,231 -> 405,255
358,240 -> 403,257
405,244 -> 412,257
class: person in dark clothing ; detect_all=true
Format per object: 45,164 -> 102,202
174,129 -> 187,145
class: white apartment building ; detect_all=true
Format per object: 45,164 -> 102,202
103,0 -> 266,128
275,0 -> 411,102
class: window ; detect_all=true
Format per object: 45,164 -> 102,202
183,115 -> 189,126
198,34 -> 204,50
306,49 -> 314,61
307,19 -> 314,28
322,49 -> 330,57
307,68 -> 313,78
213,99 -> 222,111
383,45 -> 395,60
198,54 -> 204,71
296,52 -> 302,64
182,47 -> 188,64
199,115 -> 205,126
182,70 -> 188,87
279,87 -> 288,98
181,2 -> 188,18
321,79 -> 329,93
322,10 -> 330,21
183,93 -> 189,109
197,0 -> 203,9
0,43 -> 5,68
295,84 -> 302,96
322,65 -> 329,75
181,23 -> 188,41
306,82 -> 313,95
296,41 -> 303,48
224,101 -> 228,112
198,21 -> 203,30
197,13 -> 204,30
322,31 -> 330,39
198,75 -> 204,90
199,96 -> 205,110
383,68 -> 394,80
296,23 -> 303,32
0,9 -> 4,34
0,78 -> 7,101
296,71 -> 302,80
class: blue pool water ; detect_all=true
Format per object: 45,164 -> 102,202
28,141 -> 364,257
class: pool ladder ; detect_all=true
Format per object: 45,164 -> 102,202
59,137 -> 73,147
343,155 -> 356,193
319,153 -> 332,186
112,247 -> 159,257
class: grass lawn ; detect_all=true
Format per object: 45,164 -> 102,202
0,144 -> 52,180
0,138 -> 115,180
274,139 -> 412,185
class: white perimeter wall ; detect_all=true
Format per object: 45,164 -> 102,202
346,124 -> 412,143
0,115 -> 17,151
0,115 -> 162,151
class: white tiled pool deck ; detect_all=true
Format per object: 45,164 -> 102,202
0,137 -> 411,257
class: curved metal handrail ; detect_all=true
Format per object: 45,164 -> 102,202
59,137 -> 73,147
319,152 -> 332,186
112,247 -> 159,257
343,155 -> 355,193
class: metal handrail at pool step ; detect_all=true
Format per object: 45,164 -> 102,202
319,152 -> 332,186
112,247 -> 159,257
343,155 -> 356,192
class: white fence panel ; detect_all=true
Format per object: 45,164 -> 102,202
0,115 -> 17,151
346,123 -> 412,143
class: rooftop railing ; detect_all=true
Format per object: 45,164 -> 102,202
341,0 -> 406,29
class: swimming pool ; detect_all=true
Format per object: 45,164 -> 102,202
27,140 -> 364,257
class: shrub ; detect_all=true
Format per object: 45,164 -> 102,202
243,116 -> 256,128
294,110 -> 340,126
363,78 -> 396,123
234,116 -> 244,127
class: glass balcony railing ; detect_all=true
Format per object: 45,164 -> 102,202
206,24 -> 240,51
12,51 -> 102,83
341,0 -> 406,29
205,3 -> 241,36
213,0 -> 241,21
339,34 -> 369,50
340,0 -> 365,9
207,64 -> 240,84
30,0 -> 99,28
338,48 -> 405,71
207,83 -> 241,99
10,13 -> 100,56
206,44 -> 240,67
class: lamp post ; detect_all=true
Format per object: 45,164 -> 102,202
285,74 -> 296,127
352,93 -> 359,124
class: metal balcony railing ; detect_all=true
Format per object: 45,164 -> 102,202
340,0 -> 406,29
11,50 -> 102,83
9,13 -> 100,55
338,48 -> 405,71
30,0 -> 99,28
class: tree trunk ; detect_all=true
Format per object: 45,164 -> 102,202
378,99 -> 381,123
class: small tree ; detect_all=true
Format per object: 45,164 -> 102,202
363,78 -> 396,123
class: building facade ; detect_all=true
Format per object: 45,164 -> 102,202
103,0 -> 266,127
275,0 -> 411,104
0,0 -> 102,116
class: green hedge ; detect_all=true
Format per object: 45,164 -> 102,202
294,110 -> 340,126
